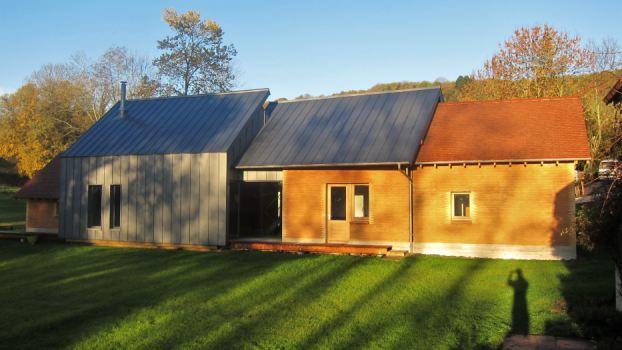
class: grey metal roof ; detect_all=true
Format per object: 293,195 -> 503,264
62,89 -> 270,157
237,87 -> 442,168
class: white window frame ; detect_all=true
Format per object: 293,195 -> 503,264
451,191 -> 472,222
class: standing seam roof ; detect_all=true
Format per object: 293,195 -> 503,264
237,87 -> 442,168
62,89 -> 270,157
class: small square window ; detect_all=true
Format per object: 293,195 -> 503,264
452,192 -> 471,221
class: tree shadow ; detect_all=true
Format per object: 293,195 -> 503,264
544,247 -> 622,343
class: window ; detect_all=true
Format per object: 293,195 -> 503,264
452,192 -> 471,221
88,185 -> 102,228
353,185 -> 369,220
54,201 -> 59,217
110,185 -> 121,229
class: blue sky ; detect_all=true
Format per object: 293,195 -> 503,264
0,0 -> 620,100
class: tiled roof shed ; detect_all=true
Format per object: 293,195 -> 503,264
13,152 -> 63,200
416,96 -> 592,163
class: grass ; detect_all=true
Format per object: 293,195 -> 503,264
0,241 -> 619,350
0,187 -> 26,231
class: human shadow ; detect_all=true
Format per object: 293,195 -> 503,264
507,268 -> 529,335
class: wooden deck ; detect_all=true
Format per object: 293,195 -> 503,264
230,240 -> 393,255
65,239 -> 220,252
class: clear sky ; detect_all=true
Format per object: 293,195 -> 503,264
0,0 -> 620,100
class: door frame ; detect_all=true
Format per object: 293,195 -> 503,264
326,184 -> 350,243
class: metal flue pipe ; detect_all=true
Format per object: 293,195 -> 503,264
120,81 -> 127,118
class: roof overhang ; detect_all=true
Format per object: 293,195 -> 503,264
414,158 -> 591,165
603,77 -> 622,105
236,162 -> 413,170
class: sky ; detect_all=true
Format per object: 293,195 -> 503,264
0,0 -> 620,100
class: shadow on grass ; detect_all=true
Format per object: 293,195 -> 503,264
507,268 -> 529,335
0,241 -> 526,350
544,247 -> 622,343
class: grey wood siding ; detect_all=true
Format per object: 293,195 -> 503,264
59,154 -> 228,245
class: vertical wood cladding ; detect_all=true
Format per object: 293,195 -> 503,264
283,168 -> 410,243
59,154 -> 228,245
26,200 -> 59,230
412,162 -> 576,246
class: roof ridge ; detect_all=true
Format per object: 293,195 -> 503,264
439,96 -> 580,105
272,86 -> 442,104
125,88 -> 270,102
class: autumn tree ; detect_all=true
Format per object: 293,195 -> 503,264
154,7 -> 238,96
581,38 -> 622,165
460,24 -> 594,101
0,81 -> 84,177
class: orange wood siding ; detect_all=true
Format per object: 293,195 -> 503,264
26,200 -> 59,229
283,168 -> 410,243
412,162 -> 576,246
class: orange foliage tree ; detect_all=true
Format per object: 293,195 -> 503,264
0,79 -> 88,178
460,24 -> 594,101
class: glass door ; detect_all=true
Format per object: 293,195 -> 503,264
327,185 -> 349,243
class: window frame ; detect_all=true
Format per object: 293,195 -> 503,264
350,184 -> 370,224
109,184 -> 122,230
87,185 -> 103,228
451,191 -> 472,222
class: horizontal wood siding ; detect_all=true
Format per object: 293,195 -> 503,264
59,153 -> 228,246
412,162 -> 576,246
283,168 -> 410,243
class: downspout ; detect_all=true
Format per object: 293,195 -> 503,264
409,167 -> 413,254
400,163 -> 414,254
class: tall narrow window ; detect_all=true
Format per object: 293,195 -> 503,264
452,192 -> 471,221
353,185 -> 369,220
330,187 -> 347,220
110,185 -> 121,228
88,185 -> 102,228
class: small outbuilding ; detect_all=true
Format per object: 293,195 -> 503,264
13,152 -> 63,234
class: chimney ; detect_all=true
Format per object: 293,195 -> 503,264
120,81 -> 127,117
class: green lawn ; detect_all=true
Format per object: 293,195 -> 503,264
0,187 -> 26,231
0,241 -> 619,350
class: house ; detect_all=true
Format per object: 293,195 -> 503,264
13,152 -> 63,234
58,84 -> 591,260
58,86 -> 270,246
237,88 -> 591,260
603,75 -> 622,106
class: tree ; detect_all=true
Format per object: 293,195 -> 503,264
153,7 -> 238,96
581,38 -> 622,172
576,170 -> 622,311
460,24 -> 594,101
0,83 -> 79,177
70,46 -> 160,123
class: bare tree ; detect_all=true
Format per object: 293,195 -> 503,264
71,46 -> 160,122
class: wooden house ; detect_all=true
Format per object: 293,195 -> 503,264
237,88 -> 591,259
58,87 -> 270,246
13,152 -> 63,234
56,84 -> 591,259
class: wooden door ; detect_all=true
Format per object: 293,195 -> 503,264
327,185 -> 349,243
